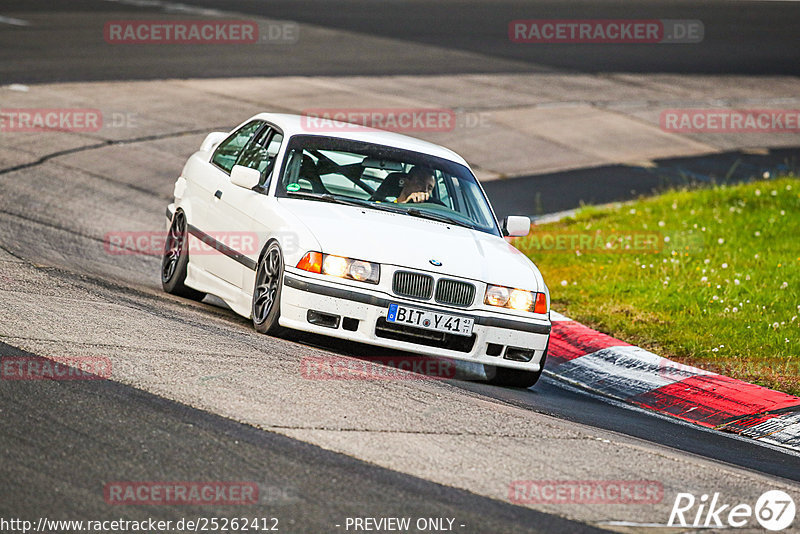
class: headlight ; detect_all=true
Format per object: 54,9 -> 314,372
322,254 -> 348,278
484,284 -> 547,314
297,251 -> 380,284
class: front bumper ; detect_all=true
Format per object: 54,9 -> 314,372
279,271 -> 551,371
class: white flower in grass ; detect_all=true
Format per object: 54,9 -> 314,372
718,238 -> 725,245
721,263 -> 728,269
712,347 -> 719,352
560,280 -> 568,287
701,276 -> 708,282
771,190 -> 777,196
704,258 -> 710,264
754,231 -> 761,237
780,282 -> 788,289
763,172 -> 770,179
664,236 -> 670,243
732,307 -> 738,313
755,189 -> 761,196
787,185 -> 793,191
772,322 -> 780,329
734,279 -> 740,285
658,221 -> 665,227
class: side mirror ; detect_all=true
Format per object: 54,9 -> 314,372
200,132 -> 228,153
503,216 -> 531,237
230,165 -> 261,190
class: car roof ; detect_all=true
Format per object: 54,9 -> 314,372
250,113 -> 470,167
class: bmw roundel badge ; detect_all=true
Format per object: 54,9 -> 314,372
429,259 -> 442,266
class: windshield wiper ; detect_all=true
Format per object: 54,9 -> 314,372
405,208 -> 474,229
285,191 -> 361,206
284,191 -> 405,214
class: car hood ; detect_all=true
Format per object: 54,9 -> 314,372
279,199 -> 544,291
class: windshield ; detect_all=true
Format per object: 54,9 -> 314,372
276,135 -> 501,236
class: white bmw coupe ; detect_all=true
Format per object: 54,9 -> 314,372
163,113 -> 551,387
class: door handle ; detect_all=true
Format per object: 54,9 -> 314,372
214,190 -> 223,199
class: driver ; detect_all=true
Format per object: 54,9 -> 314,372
396,166 -> 435,203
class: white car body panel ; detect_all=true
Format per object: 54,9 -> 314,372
167,113 -> 551,373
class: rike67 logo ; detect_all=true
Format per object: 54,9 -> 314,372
669,490 -> 795,531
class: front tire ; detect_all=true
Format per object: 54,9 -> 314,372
252,241 -> 285,335
161,210 -> 206,301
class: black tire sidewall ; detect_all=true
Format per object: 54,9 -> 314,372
252,241 -> 284,335
161,212 -> 191,293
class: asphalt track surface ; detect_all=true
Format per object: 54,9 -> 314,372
2,1 -> 800,532
1,0 -> 799,84
0,340 -> 602,533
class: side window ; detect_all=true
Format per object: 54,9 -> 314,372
266,133 -> 283,159
211,121 -> 262,173
237,129 -> 284,186
435,173 -> 454,209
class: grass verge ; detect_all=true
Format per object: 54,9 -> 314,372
514,176 -> 800,395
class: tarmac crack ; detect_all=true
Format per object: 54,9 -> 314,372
0,127 -> 210,176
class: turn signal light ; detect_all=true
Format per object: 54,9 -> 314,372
296,251 -> 323,273
534,292 -> 548,314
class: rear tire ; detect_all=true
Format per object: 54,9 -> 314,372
486,352 -> 547,389
252,241 -> 285,335
161,210 -> 206,301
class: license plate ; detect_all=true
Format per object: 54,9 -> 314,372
386,303 -> 474,336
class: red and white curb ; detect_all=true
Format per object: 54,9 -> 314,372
546,311 -> 800,452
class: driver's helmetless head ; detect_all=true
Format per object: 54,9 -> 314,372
406,166 -> 435,194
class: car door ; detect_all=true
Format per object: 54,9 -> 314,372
206,125 -> 285,288
190,120 -> 264,279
